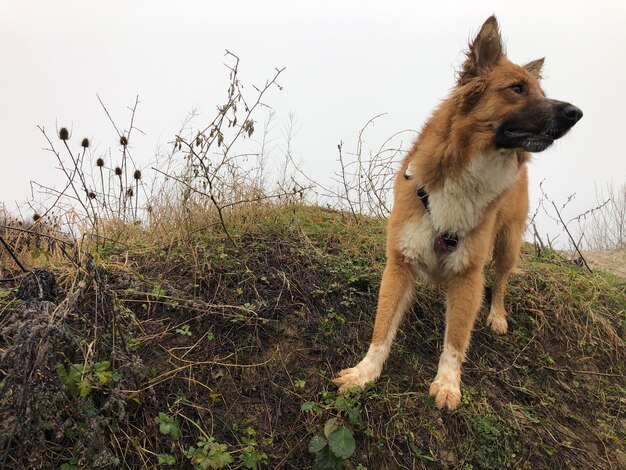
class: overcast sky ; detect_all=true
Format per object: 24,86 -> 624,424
1,0 -> 625,246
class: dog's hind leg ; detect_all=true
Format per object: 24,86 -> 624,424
430,269 -> 484,410
486,222 -> 524,334
334,256 -> 416,391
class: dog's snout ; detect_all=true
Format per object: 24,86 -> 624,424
562,104 -> 583,123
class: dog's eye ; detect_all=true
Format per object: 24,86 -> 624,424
510,84 -> 525,94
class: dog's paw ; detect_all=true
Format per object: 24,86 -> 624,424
429,378 -> 462,410
333,365 -> 377,393
486,310 -> 508,334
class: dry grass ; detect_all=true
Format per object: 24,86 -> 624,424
1,204 -> 624,469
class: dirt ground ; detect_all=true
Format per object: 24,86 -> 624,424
2,209 -> 624,469
582,248 -> 626,278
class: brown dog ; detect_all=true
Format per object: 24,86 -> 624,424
333,16 -> 582,410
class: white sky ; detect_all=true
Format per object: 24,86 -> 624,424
1,0 -> 625,246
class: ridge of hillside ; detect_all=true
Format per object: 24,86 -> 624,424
1,205 -> 624,469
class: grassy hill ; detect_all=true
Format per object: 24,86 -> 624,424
1,204 -> 624,469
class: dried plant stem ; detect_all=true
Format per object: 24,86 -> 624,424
0,234 -> 27,273
38,126 -> 94,226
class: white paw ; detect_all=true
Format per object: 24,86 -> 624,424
429,377 -> 462,410
486,310 -> 508,334
333,361 -> 380,392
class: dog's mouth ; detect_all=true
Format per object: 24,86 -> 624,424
503,129 -> 553,141
502,129 -> 555,152
497,127 -> 560,153
496,128 -> 559,152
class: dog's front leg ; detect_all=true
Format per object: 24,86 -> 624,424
334,257 -> 417,391
429,269 -> 484,410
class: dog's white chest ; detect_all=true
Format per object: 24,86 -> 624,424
396,151 -> 519,278
397,218 -> 470,279
428,152 -> 520,235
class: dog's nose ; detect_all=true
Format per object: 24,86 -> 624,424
562,104 -> 583,123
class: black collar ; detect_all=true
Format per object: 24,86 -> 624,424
417,185 -> 430,210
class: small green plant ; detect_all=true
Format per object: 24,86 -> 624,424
155,412 -> 180,440
321,308 -> 346,334
308,418 -> 356,469
303,388 -> 362,469
176,324 -> 192,336
30,246 -> 51,261
100,240 -> 123,257
239,427 -> 268,470
56,360 -> 121,397
302,388 -> 362,425
151,283 -> 166,299
301,401 -> 324,415
157,453 -> 176,465
331,391 -> 362,425
294,379 -> 306,389
231,314 -> 246,324
186,436 -> 232,469
60,459 -> 79,470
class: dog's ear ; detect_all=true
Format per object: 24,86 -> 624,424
523,57 -> 545,79
458,16 -> 504,84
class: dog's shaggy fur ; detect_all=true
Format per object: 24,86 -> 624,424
334,16 -> 582,410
